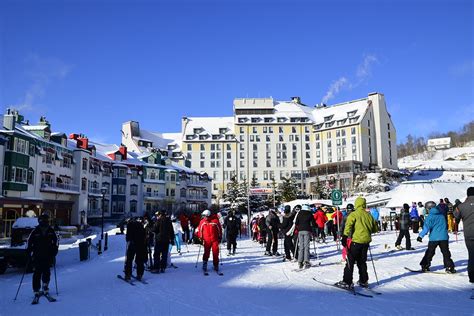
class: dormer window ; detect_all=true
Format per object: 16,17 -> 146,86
199,135 -> 208,140
238,117 -> 248,123
324,115 -> 334,122
186,135 -> 194,140
193,128 -> 203,134
277,117 -> 287,123
290,118 -> 300,123
347,110 -> 357,118
264,117 -> 274,123
251,117 -> 261,123
219,128 -> 227,134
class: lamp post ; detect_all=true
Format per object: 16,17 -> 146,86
100,187 -> 107,240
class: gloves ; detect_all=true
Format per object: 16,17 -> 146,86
417,237 -> 422,243
341,235 -> 348,247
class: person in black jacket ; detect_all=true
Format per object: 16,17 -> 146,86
295,204 -> 316,269
265,209 -> 281,256
124,217 -> 147,281
152,211 -> 175,273
27,213 -> 58,298
280,205 -> 296,261
395,204 -> 415,250
223,210 -> 241,255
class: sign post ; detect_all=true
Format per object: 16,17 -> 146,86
331,189 -> 343,206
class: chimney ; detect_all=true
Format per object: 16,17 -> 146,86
69,133 -> 89,150
291,96 -> 301,104
119,145 -> 127,160
3,108 -> 15,130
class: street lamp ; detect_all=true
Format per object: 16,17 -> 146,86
100,186 -> 107,239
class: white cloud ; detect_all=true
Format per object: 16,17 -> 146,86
321,54 -> 379,103
10,54 -> 73,113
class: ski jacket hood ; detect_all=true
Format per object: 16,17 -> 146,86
419,206 -> 449,241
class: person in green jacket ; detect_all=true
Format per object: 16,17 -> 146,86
336,196 -> 378,289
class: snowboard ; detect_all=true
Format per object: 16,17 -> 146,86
404,267 -> 458,275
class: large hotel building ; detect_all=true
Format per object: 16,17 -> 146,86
123,92 -> 397,200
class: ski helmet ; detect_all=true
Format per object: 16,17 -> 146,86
346,204 -> 354,212
202,210 -> 211,217
424,201 -> 436,211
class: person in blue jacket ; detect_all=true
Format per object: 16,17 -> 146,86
417,201 -> 456,273
370,208 -> 380,231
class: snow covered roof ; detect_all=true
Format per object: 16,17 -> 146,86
183,117 -> 235,138
13,217 -> 38,229
312,98 -> 369,130
385,180 -> 471,208
23,125 -> 49,131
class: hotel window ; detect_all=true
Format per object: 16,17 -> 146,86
226,161 -> 231,168
250,135 -> 254,142
187,144 -> 192,151
240,127 -> 244,133
252,127 -> 257,134
226,144 -> 231,150
240,135 -> 244,142
326,132 -> 331,138
269,127 -> 273,133
315,134 -> 320,141
351,127 -> 356,135
341,129 -> 346,137
253,161 -> 258,167
279,135 -> 284,142
200,144 -> 205,151
292,127 -> 296,133
240,161 -> 244,168
266,160 -> 271,167
266,135 -> 271,142
327,140 -> 332,148
240,143 -> 244,150
351,137 -> 356,144
263,126 -> 267,133
279,127 -> 283,133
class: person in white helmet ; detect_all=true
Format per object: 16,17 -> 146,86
197,210 -> 222,272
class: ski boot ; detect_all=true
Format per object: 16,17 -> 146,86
264,251 -> 272,256
304,261 -> 311,269
32,292 -> 41,304
42,283 -> 49,295
232,249 -> 236,255
298,262 -> 304,269
357,281 -> 369,288
421,266 -> 430,272
334,281 -> 353,290
202,261 -> 208,273
274,252 -> 281,256
445,267 -> 456,274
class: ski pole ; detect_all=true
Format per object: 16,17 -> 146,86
14,256 -> 30,301
54,261 -> 59,295
194,243 -> 202,268
368,246 -> 379,286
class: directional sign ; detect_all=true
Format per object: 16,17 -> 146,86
331,189 -> 343,206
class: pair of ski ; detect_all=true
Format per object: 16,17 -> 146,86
31,292 -> 57,305
312,278 -> 382,298
117,274 -> 148,285
203,269 -> 223,276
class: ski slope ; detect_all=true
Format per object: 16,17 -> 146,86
0,229 -> 472,316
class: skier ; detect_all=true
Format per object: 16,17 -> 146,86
454,187 -> 474,284
331,207 -> 344,241
171,215 -> 184,255
251,215 -> 260,242
197,210 -> 222,272
410,202 -> 420,233
280,205 -> 296,261
417,201 -> 456,273
257,214 -> 267,245
223,210 -> 241,255
313,207 -> 327,242
294,204 -> 316,269
265,209 -> 281,256
418,202 -> 425,229
27,213 -> 59,302
124,217 -> 147,281
395,204 -> 414,250
179,213 -> 190,243
152,210 -> 175,273
336,197 -> 378,289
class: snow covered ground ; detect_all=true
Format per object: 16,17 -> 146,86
1,229 -> 472,316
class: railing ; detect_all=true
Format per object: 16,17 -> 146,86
88,188 -> 103,195
87,209 -> 103,217
41,181 -> 80,192
143,192 -> 166,199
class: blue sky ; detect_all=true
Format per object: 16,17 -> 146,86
1,0 -> 472,145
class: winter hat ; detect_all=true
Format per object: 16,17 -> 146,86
202,210 -> 211,217
424,201 -> 436,211
403,203 -> 410,211
346,204 -> 354,212
284,205 -> 291,214
467,187 -> 474,196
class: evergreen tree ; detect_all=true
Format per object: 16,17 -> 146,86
280,177 -> 298,202
265,178 -> 282,207
249,177 -> 265,212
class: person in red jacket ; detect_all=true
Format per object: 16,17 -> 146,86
197,210 -> 222,272
189,211 -> 202,244
179,213 -> 190,243
313,207 -> 327,242
331,208 -> 344,242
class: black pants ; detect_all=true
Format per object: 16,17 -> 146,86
182,226 -> 190,243
227,233 -> 238,252
32,261 -> 51,292
343,242 -> 369,285
395,229 -> 411,249
466,238 -> 474,283
259,229 -> 267,244
154,241 -> 170,270
412,221 -> 420,234
317,227 -> 326,241
420,240 -> 455,269
124,242 -> 145,278
284,235 -> 295,260
266,230 -> 278,254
